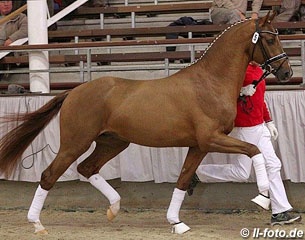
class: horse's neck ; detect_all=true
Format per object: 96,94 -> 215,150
194,21 -> 253,88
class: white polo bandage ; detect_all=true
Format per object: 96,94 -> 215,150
27,185 -> 49,223
167,188 -> 186,224
89,173 -> 121,204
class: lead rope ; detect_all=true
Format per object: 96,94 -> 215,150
251,69 -> 270,88
238,70 -> 270,114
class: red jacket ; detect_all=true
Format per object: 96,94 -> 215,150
235,64 -> 272,127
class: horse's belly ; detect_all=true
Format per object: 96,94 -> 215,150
125,132 -> 197,148
109,118 -> 197,148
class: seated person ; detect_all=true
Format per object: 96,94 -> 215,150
274,0 -> 303,34
274,0 -> 301,22
0,0 -> 27,46
0,0 -> 27,80
210,0 -> 263,24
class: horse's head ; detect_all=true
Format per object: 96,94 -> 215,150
251,11 -> 292,82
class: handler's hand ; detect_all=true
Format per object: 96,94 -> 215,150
251,12 -> 259,19
266,121 -> 279,140
240,84 -> 256,96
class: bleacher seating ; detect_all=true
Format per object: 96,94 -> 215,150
57,0 -> 275,30
48,22 -> 305,43
0,0 -> 305,91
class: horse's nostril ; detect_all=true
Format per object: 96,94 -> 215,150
285,71 -> 292,79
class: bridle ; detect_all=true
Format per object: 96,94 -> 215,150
250,19 -> 292,87
239,19 -> 291,112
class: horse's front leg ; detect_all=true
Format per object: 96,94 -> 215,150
167,147 -> 206,234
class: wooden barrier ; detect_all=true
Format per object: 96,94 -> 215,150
75,2 -> 212,17
48,22 -> 305,42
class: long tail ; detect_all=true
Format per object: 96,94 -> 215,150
0,91 -> 70,178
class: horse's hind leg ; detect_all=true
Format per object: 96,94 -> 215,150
27,144 -> 91,234
202,132 -> 270,209
167,146 -> 206,234
205,132 -> 269,194
77,133 -> 130,221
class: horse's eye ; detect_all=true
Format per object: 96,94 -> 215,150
266,39 -> 275,45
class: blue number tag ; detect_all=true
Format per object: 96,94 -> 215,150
252,32 -> 259,44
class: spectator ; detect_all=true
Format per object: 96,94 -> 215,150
0,0 -> 27,80
0,0 -> 27,46
273,0 -> 305,34
194,62 -> 302,226
210,0 -> 263,24
274,0 -> 301,22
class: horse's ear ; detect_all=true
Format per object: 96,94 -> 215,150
260,11 -> 270,26
268,11 -> 277,22
260,11 -> 276,26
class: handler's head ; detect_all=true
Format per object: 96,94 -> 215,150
0,1 -> 13,16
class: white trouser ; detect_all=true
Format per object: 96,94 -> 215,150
196,123 -> 292,214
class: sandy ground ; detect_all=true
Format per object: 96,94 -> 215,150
0,209 -> 304,240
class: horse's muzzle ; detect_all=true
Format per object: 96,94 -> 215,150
275,65 -> 293,82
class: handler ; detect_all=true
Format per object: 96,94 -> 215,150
196,61 -> 302,226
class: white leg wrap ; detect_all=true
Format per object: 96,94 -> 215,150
252,154 -> 270,193
89,174 -> 121,204
167,188 -> 186,224
27,185 -> 48,223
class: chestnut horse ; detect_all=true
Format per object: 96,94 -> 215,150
0,12 -> 292,234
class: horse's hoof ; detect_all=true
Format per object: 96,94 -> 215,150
171,222 -> 190,234
35,229 -> 48,235
107,208 -> 116,221
251,194 -> 270,210
32,220 -> 48,235
107,200 -> 120,221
